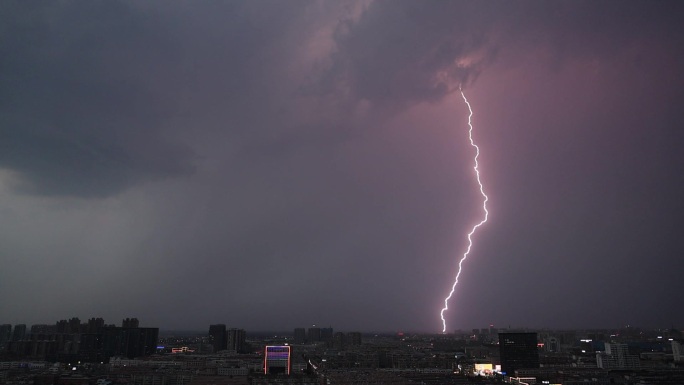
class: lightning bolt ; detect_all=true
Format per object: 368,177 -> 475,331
440,86 -> 490,333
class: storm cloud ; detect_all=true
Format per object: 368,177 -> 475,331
1,1 -> 683,332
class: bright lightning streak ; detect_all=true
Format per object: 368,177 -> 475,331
440,86 -> 489,333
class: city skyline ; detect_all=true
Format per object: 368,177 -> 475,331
2,317 -> 680,336
1,1 -> 683,332
3,317 -> 683,384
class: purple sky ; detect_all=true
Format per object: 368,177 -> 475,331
1,1 -> 683,333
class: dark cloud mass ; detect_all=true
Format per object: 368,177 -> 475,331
0,1 -> 193,196
322,2 -> 492,106
1,1 -> 683,332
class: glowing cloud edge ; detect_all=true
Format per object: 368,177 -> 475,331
440,87 -> 490,333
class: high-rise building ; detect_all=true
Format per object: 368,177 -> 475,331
264,345 -> 291,375
122,318 -> 139,328
30,324 -> 54,335
294,328 -> 306,344
333,332 -> 346,349
307,327 -> 321,343
0,324 -> 11,345
347,332 -> 362,346
499,332 -> 539,375
209,324 -> 227,352
596,342 -> 640,369
11,324 -> 26,342
67,318 -> 81,334
321,327 -> 333,342
87,318 -> 105,333
56,320 -> 68,334
673,340 -> 683,362
101,326 -> 158,359
543,336 -> 561,353
227,328 -> 246,353
2,317 -> 158,362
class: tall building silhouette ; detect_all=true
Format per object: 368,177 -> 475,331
499,332 -> 539,375
596,342 -> 640,369
294,328 -> 306,344
2,317 -> 156,362
227,328 -> 246,353
101,326 -> 158,359
321,327 -> 333,342
673,340 -> 684,362
0,324 -> 11,346
11,324 -> 26,342
87,318 -> 105,333
347,332 -> 362,346
122,318 -> 139,328
333,332 -> 346,349
30,324 -> 54,335
68,318 -> 81,334
208,324 -> 227,352
307,327 -> 321,342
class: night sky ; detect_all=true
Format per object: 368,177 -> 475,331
1,1 -> 683,333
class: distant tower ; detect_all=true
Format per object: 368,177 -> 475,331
68,318 -> 81,334
208,324 -> 227,352
30,324 -> 50,335
101,325 -> 159,358
227,328 -> 246,353
264,345 -> 291,375
122,318 -> 139,328
544,336 -> 561,353
499,332 -> 539,376
347,332 -> 362,346
321,327 -> 333,342
56,320 -> 68,334
333,332 -> 346,349
673,340 -> 684,362
0,324 -> 11,345
307,327 -> 321,343
11,324 -> 26,341
294,328 -> 306,344
87,318 -> 105,333
597,342 -> 640,369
